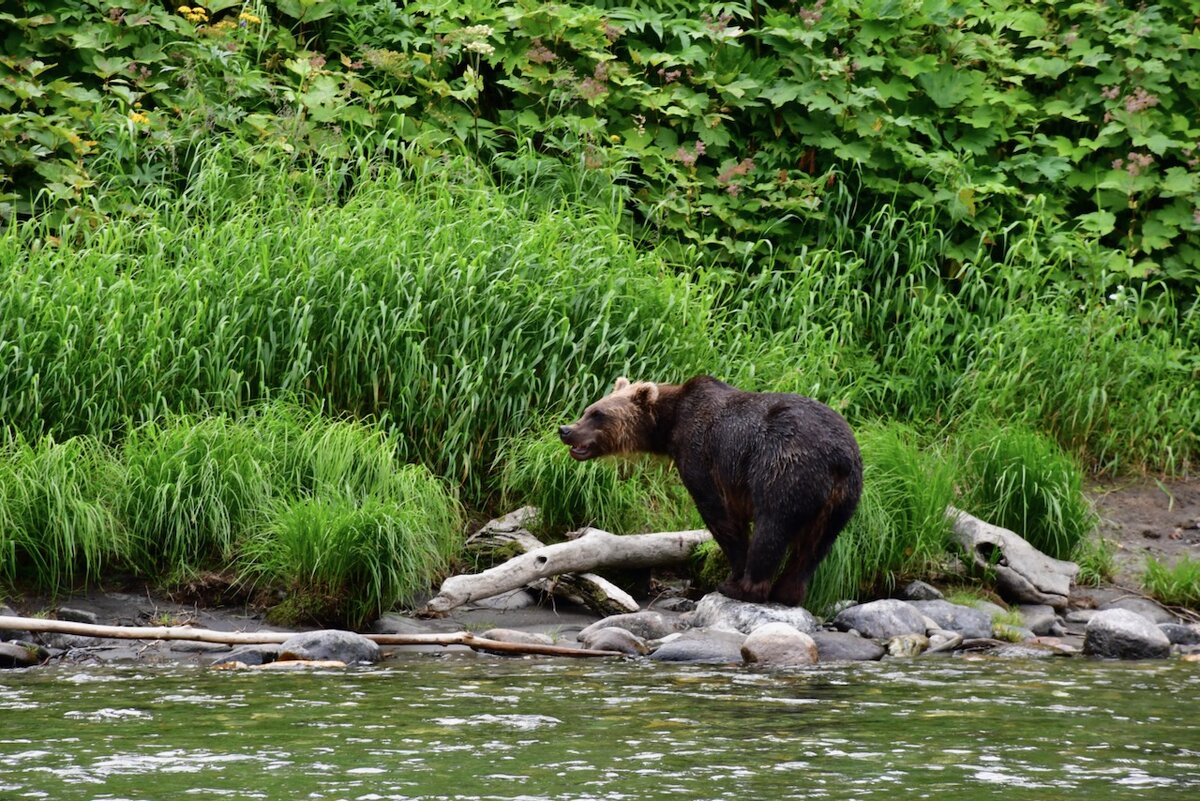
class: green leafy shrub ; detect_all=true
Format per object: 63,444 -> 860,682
957,422 -> 1097,560
1072,535 -> 1117,588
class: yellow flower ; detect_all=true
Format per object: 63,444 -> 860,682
129,111 -> 150,125
239,12 -> 261,25
177,5 -> 191,12
609,134 -> 621,144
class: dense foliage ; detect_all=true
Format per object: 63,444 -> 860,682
4,1 -> 1198,285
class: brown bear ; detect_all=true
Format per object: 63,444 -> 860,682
559,375 -> 862,606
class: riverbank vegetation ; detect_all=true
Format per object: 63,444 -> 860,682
2,1 -> 1197,616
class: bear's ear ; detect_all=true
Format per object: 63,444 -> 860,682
613,377 -> 631,392
633,382 -> 659,406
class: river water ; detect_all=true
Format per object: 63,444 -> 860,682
1,655 -> 1197,800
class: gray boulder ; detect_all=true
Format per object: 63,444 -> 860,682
0,641 -> 41,669
908,600 -> 992,639
811,631 -> 885,662
1018,604 -> 1062,636
689,593 -> 817,635
578,610 -> 686,642
741,623 -> 818,667
1084,609 -> 1172,659
479,628 -> 555,647
649,628 -> 746,664
832,599 -> 926,640
1098,597 -> 1176,625
580,627 -> 650,655
279,630 -> 380,664
56,607 -> 100,625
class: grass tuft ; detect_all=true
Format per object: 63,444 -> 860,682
957,421 -> 1097,561
1141,557 -> 1200,609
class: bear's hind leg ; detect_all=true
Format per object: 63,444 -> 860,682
770,486 -> 860,606
724,512 -> 793,604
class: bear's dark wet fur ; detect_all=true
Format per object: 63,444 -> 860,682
559,375 -> 863,606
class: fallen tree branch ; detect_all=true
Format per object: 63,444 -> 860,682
0,616 -> 622,659
425,526 -> 712,614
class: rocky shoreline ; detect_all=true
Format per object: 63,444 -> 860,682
2,577 -> 1197,670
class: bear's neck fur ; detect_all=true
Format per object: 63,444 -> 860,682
642,381 -> 687,455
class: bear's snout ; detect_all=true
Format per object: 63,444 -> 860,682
558,425 -> 574,443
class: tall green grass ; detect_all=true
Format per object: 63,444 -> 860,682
498,424 -> 700,538
0,403 -> 462,623
1142,557 -> 1200,609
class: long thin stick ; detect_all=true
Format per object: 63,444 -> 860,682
0,616 -> 622,659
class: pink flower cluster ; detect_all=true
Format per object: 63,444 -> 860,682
798,0 -> 826,27
526,38 -> 557,65
1124,88 -> 1159,113
675,140 -> 706,168
718,158 -> 755,194
1112,152 -> 1154,176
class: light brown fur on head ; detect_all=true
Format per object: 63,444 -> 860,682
559,378 -> 660,461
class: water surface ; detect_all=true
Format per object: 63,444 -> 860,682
1,656 -> 1197,800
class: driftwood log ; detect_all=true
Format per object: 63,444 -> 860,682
426,513 -> 711,614
0,616 -> 622,659
947,506 -> 1078,610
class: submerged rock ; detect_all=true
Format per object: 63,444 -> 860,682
832,599 -> 926,640
810,631 -> 885,662
1084,609 -> 1172,659
908,600 -> 992,639
740,623 -> 818,667
688,593 -> 817,635
279,630 -> 380,664
649,628 -> 746,664
885,633 -> 929,657
212,645 -> 281,667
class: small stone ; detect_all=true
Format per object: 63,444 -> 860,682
741,623 -> 818,667
479,628 -> 555,647
580,627 -> 649,655
925,629 -> 964,655
810,631 -> 885,662
578,611 -> 686,642
56,607 -> 99,625
649,628 -> 746,664
169,641 -> 229,654
279,630 -> 380,664
832,599 -> 926,640
902,581 -> 944,601
688,593 -> 817,635
1084,609 -> 1172,659
886,633 -> 929,657
1066,609 -> 1098,624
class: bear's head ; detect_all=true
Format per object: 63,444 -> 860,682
558,377 -> 660,461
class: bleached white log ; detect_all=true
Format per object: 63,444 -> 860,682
425,526 -> 712,614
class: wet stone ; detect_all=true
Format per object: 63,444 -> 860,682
1018,604 -> 1061,636
649,628 -> 746,664
741,623 -> 818,667
902,581 -> 944,601
1159,623 -> 1200,646
56,607 -> 100,626
1098,597 -> 1177,625
688,594 -> 818,635
811,631 -> 885,662
479,628 -> 555,647
279,630 -> 380,664
1084,609 -> 1172,659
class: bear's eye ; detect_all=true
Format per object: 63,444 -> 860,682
588,409 -> 606,423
